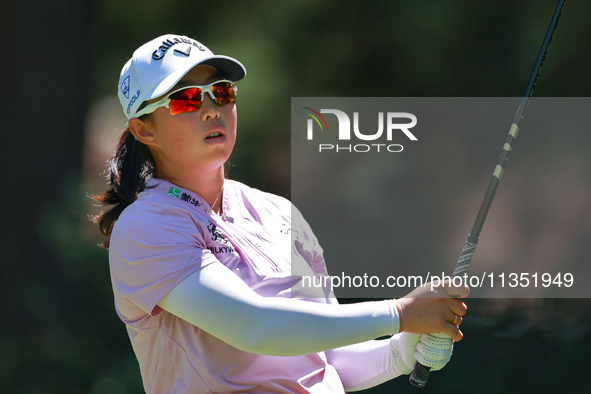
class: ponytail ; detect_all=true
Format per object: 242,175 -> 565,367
91,127 -> 156,248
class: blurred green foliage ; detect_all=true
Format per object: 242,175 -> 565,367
3,0 -> 590,393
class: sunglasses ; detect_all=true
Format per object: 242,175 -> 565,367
134,80 -> 237,118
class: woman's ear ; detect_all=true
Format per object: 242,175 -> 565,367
129,118 -> 158,147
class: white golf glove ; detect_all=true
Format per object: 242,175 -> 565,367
390,332 -> 453,375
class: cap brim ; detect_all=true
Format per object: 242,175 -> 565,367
146,55 -> 246,101
200,55 -> 246,82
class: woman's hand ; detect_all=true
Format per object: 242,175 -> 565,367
396,280 -> 469,341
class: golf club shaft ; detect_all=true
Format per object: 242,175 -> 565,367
409,0 -> 566,387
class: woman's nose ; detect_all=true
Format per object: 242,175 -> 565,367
199,93 -> 220,120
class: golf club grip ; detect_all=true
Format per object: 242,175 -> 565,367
409,237 -> 478,388
409,362 -> 431,388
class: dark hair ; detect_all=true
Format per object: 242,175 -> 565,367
91,121 -> 156,248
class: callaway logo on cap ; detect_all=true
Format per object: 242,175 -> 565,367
117,34 -> 246,121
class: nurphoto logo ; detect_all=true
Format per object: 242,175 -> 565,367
302,107 -> 418,153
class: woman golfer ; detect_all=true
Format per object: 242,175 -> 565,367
94,34 -> 469,393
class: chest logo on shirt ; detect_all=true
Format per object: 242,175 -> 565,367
206,221 -> 236,254
207,221 -> 229,244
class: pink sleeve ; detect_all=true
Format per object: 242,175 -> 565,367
109,202 -> 217,316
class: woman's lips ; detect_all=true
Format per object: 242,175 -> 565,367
204,129 -> 226,144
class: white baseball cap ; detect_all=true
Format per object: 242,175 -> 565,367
117,34 -> 246,120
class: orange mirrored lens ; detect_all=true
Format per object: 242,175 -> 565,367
169,87 -> 202,116
167,82 -> 236,116
211,82 -> 236,105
